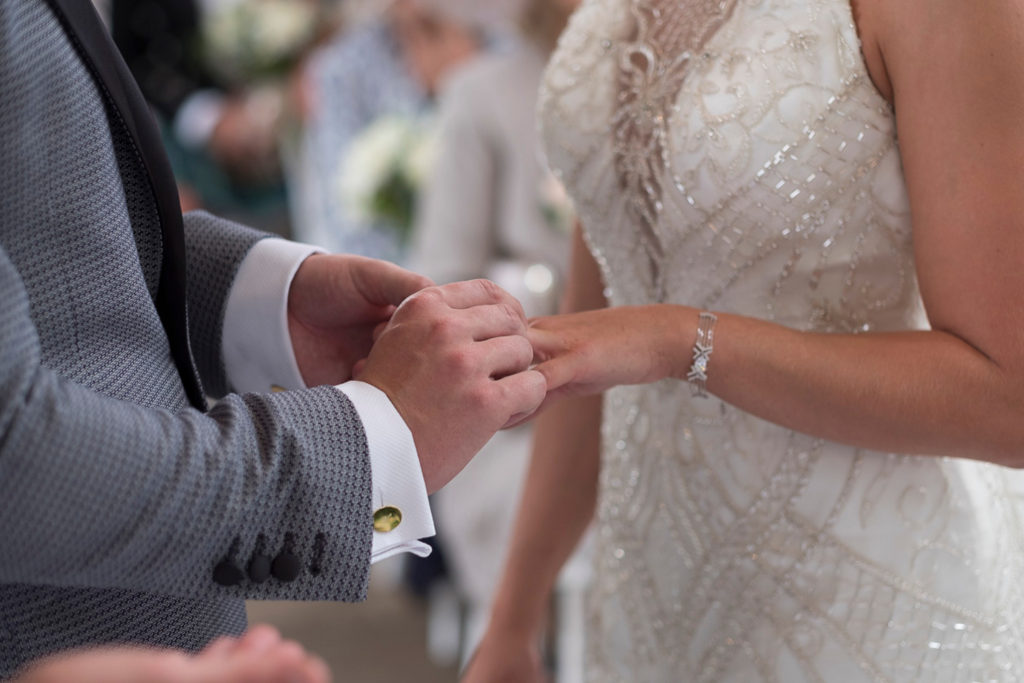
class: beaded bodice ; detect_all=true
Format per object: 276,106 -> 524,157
539,0 -> 1024,680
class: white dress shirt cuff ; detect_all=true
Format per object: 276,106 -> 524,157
222,238 -> 320,394
338,381 -> 434,562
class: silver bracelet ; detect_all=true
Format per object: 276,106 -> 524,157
686,312 -> 718,398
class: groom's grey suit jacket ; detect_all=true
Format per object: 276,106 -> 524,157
0,0 -> 375,674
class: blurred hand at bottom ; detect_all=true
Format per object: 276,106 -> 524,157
12,624 -> 329,683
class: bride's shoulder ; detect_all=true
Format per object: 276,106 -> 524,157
859,0 -> 1024,105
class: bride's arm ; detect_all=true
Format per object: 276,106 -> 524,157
461,224 -> 605,682
528,0 -> 1024,466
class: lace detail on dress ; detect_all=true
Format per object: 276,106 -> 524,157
613,0 -> 739,300
539,0 -> 1024,680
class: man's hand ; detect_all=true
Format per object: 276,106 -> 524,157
355,280 -> 547,493
288,254 -> 432,387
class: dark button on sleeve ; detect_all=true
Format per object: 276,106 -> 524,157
248,534 -> 272,584
213,560 -> 245,587
271,533 -> 302,582
213,537 -> 245,586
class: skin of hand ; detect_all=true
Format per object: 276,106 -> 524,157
11,625 -> 329,683
287,253 -> 433,387
527,304 -> 688,406
355,279 -> 547,493
461,631 -> 547,683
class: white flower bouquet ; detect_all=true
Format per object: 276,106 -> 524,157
203,0 -> 318,83
335,115 -> 437,242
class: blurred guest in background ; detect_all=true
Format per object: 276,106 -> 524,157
407,0 -> 579,662
288,0 -> 483,262
110,0 -> 336,228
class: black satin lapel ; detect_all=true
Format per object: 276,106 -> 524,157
43,0 -> 206,410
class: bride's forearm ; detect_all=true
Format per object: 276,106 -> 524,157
667,306 -> 1023,465
487,393 -> 602,637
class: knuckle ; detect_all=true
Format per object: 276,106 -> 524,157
514,335 -> 534,362
443,345 -> 475,375
466,381 -> 495,409
404,287 -> 443,312
500,302 -> 526,330
475,278 -> 508,305
398,294 -> 426,317
508,294 -> 527,320
475,278 -> 499,297
429,315 -> 460,342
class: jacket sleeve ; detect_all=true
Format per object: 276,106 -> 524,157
0,241 -> 373,602
182,210 -> 269,399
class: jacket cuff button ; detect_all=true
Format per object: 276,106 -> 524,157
272,551 -> 302,582
213,560 -> 245,587
271,533 -> 302,582
249,553 -> 272,583
248,534 -> 272,583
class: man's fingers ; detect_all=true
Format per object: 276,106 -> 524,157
532,356 -> 576,395
352,256 -> 433,307
462,302 -> 529,340
494,369 -> 547,425
431,279 -> 527,317
476,335 -> 535,378
394,281 -> 528,337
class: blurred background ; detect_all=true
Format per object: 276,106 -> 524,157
91,0 -> 585,680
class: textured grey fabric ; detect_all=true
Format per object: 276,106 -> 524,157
0,0 -> 374,675
184,211 -> 266,400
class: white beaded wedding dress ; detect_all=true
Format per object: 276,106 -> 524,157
538,0 -> 1024,680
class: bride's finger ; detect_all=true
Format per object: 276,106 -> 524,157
526,326 -> 566,364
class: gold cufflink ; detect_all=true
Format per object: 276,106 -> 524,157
270,385 -> 286,393
373,506 -> 403,533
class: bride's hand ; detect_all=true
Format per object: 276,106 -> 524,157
460,631 -> 546,683
527,305 -> 689,404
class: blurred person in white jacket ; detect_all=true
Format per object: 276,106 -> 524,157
407,0 -> 580,663
290,0 -> 487,262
